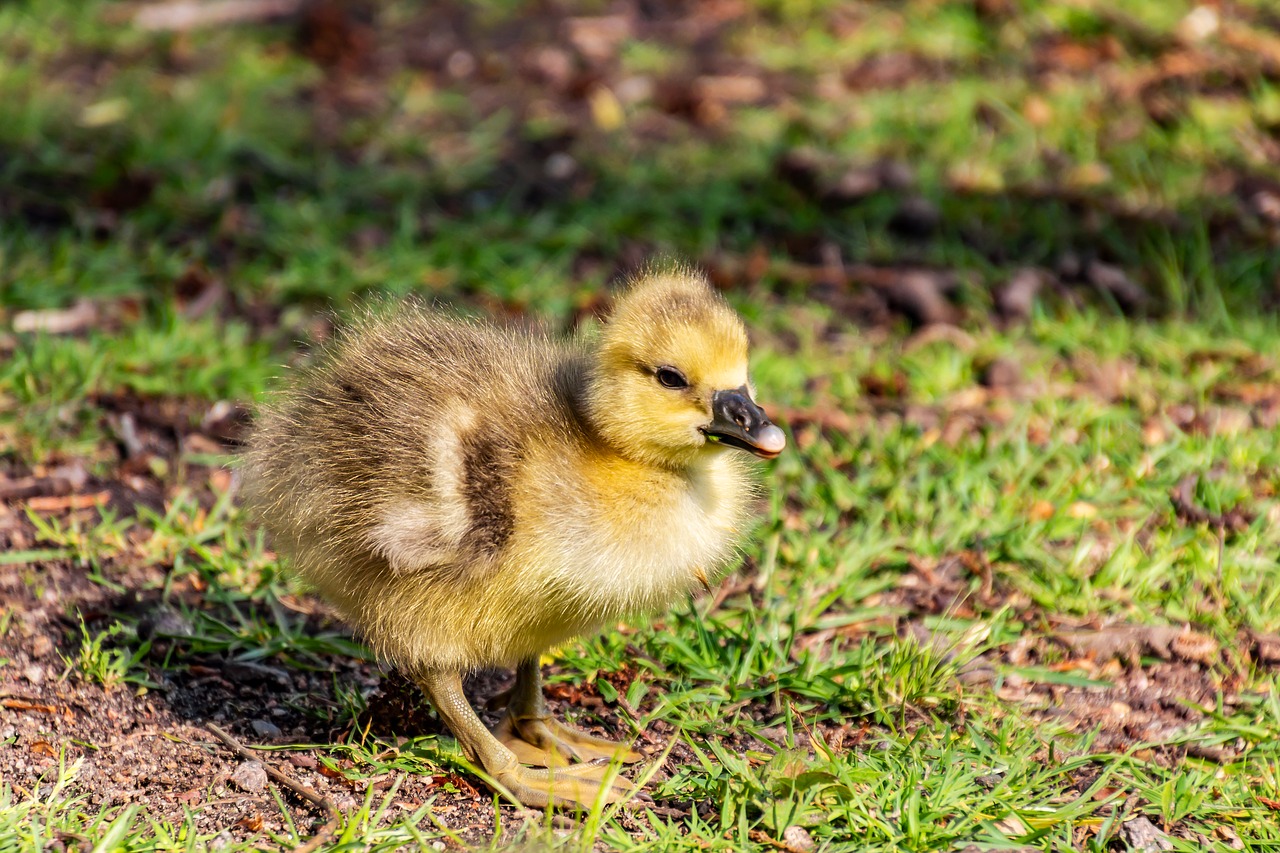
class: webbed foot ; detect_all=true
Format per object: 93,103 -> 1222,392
491,759 -> 650,809
493,710 -> 643,767
414,665 -> 651,810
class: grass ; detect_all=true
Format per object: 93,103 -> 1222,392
3,0 -> 1280,850
61,616 -> 155,691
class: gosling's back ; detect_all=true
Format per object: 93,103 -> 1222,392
243,312 -> 586,633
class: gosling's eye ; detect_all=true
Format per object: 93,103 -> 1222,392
655,366 -> 689,389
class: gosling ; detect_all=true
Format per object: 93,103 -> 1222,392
242,268 -> 785,808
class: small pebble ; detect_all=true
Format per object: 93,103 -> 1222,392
136,605 -> 193,641
231,760 -> 268,793
30,635 -> 53,658
1121,815 -> 1174,852
544,152 -> 577,181
783,825 -> 816,853
250,719 -> 282,739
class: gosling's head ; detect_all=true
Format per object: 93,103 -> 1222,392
583,269 -> 786,468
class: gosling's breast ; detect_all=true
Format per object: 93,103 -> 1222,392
515,450 -> 748,618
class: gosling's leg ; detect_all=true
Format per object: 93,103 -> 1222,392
414,668 -> 637,809
492,658 -> 643,768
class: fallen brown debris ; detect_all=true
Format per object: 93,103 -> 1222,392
1170,474 -> 1255,533
25,491 -> 112,512
125,0 -> 306,31
1051,624 -> 1219,666
0,476 -> 77,502
2,697 -> 62,714
1247,631 -> 1280,666
11,300 -> 99,335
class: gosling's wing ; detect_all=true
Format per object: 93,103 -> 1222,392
249,309 -> 558,577
363,418 -> 522,576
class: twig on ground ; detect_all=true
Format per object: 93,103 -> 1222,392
12,300 -> 98,335
25,492 -> 111,512
206,723 -> 340,853
0,476 -> 77,502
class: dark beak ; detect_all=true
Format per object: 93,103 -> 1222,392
701,386 -> 786,459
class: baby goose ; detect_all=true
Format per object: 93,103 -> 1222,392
242,268 -> 785,808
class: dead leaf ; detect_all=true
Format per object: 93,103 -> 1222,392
694,75 -> 767,105
30,740 -> 57,758
432,773 -> 480,799
1221,23 -> 1280,68
844,51 -> 939,91
1142,420 -> 1167,445
1029,500 -> 1055,521
1022,95 -> 1052,126
1214,824 -> 1245,851
1067,501 -> 1098,519
747,827 -> 817,853
1040,39 -> 1108,73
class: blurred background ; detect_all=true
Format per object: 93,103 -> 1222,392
5,0 -> 1279,329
